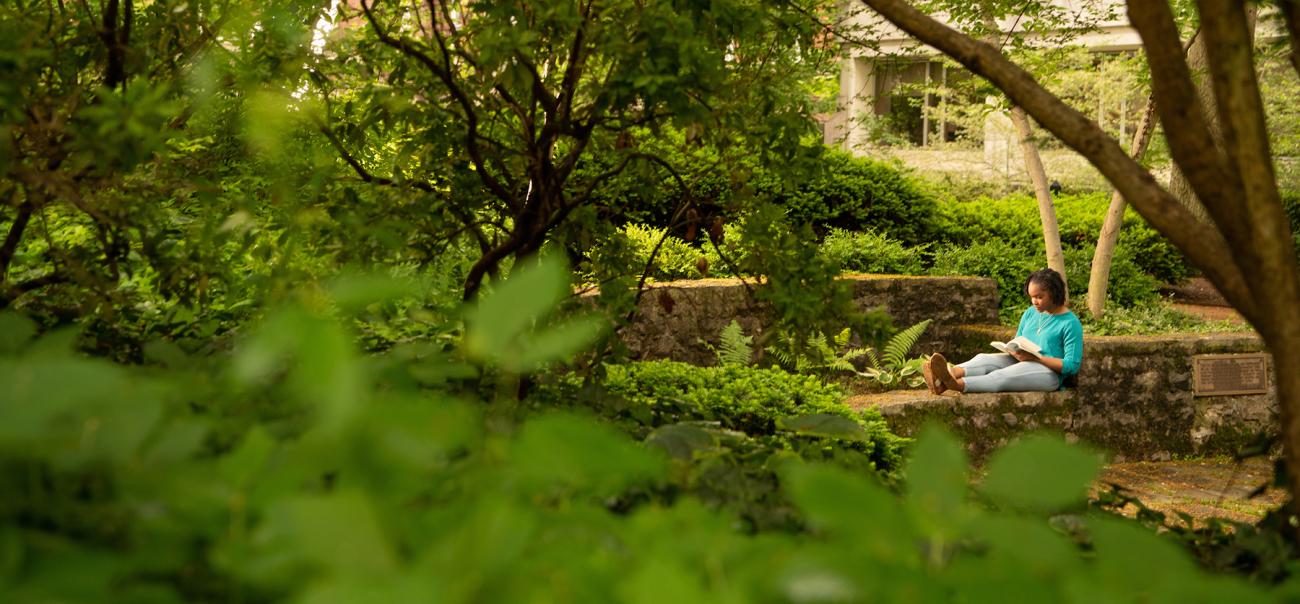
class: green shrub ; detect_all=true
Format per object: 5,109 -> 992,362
930,240 -> 1040,321
917,172 -> 1015,204
1283,191 -> 1300,261
930,240 -> 1158,321
936,192 -> 1194,284
818,228 -> 927,275
698,222 -> 748,277
1061,245 -> 1161,309
765,150 -> 941,245
533,359 -> 908,531
620,223 -> 708,281
600,361 -> 898,448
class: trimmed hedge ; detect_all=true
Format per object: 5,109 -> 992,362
930,239 -> 1158,321
764,150 -> 942,246
934,192 -> 1193,285
819,228 -> 927,275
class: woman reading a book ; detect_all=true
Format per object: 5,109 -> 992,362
924,268 -> 1083,394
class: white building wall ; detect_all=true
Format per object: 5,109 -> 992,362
834,0 -> 1143,153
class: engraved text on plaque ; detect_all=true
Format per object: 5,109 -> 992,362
1192,353 -> 1269,396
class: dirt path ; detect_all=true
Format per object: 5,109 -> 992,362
1158,277 -> 1250,325
1097,458 -> 1286,524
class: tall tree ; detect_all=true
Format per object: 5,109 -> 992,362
0,1 -> 328,313
316,0 -> 834,301
857,0 -> 1300,525
1009,105 -> 1067,288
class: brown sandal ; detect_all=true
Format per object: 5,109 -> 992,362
930,353 -> 962,394
923,354 -> 942,395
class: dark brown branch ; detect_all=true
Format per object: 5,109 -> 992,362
555,0 -> 593,124
150,8 -> 231,81
100,0 -> 131,89
514,53 -> 559,115
1,272 -> 68,307
1281,0 -> 1300,79
312,114 -> 494,257
462,230 -> 530,301
1196,0 -> 1298,334
856,0 -> 1257,321
359,0 -> 519,212
0,203 -> 34,282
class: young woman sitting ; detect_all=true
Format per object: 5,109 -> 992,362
925,268 -> 1083,394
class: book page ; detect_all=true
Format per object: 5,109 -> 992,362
1010,336 -> 1043,357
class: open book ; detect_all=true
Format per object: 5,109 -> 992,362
991,336 -> 1043,359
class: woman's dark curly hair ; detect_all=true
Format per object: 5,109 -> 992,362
1024,268 -> 1067,307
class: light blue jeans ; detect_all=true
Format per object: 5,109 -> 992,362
957,353 -> 1061,393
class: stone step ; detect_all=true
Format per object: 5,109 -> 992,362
846,390 -> 1075,462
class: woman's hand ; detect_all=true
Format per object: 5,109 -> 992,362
1010,349 -> 1038,363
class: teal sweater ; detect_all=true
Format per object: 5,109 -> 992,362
1015,307 -> 1084,377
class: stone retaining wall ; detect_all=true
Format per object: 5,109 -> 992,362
611,274 -> 998,365
851,332 -> 1276,461
608,274 -> 1273,461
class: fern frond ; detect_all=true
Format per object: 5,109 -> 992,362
828,357 -> 855,372
883,319 -> 931,369
832,327 -> 852,349
841,348 -> 870,361
866,347 -> 882,370
716,320 -> 754,366
765,344 -> 796,370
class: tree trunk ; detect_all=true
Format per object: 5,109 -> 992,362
1164,28 -> 1216,222
1087,95 -> 1157,317
1009,106 -> 1067,293
1166,7 -> 1256,222
1276,330 -> 1300,536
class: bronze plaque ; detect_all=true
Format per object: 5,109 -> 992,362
1193,353 -> 1270,396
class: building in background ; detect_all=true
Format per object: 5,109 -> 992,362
825,0 -> 1142,158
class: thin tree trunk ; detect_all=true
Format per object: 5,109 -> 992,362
1087,95 -> 1157,317
1009,106 -> 1067,293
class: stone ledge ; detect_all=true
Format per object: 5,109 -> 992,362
608,274 -> 999,365
848,332 -> 1275,462
847,390 -> 1076,462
